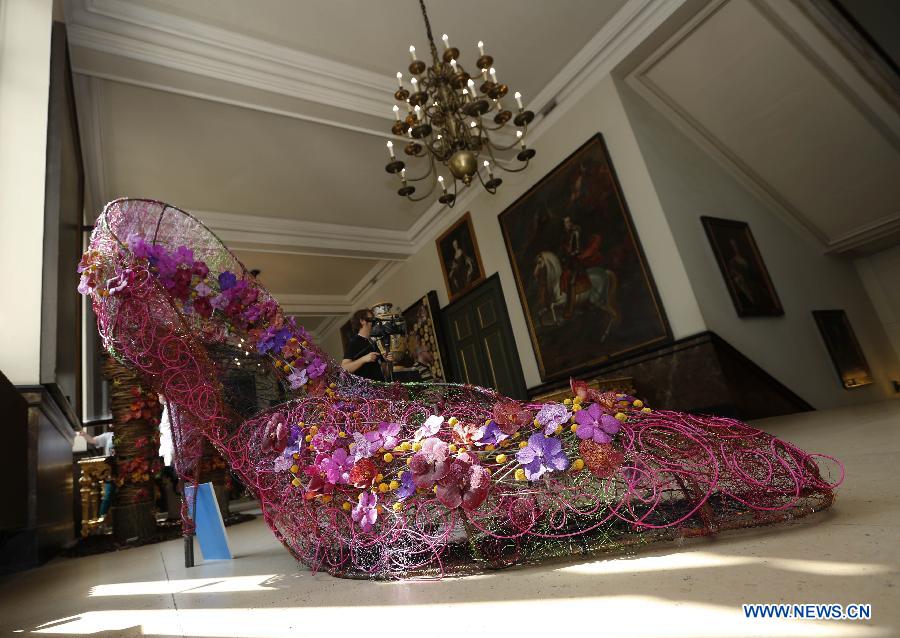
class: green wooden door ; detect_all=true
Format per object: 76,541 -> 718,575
443,274 -> 527,400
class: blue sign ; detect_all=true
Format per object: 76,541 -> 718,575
185,482 -> 232,561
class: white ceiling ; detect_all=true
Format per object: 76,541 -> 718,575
65,0 -> 640,339
625,0 -> 900,255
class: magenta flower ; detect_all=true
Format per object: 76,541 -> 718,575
535,402 -> 571,435
574,403 -> 621,444
352,491 -> 378,533
409,437 -> 450,488
435,452 -> 491,511
516,432 -> 569,481
317,448 -> 353,484
377,422 -> 402,450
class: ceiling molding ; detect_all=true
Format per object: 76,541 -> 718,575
194,209 -> 415,261
66,0 -> 393,119
825,213 -> 900,255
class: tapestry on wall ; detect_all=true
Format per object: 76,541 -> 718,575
499,133 -> 670,381
394,291 -> 449,382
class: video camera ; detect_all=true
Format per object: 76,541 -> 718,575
369,302 -> 407,365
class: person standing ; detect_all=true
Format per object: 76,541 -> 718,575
341,308 -> 393,381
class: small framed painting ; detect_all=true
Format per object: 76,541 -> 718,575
701,216 -> 783,317
813,310 -> 874,389
397,291 -> 449,382
436,212 -> 485,302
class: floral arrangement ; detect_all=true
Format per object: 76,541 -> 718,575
79,198 -> 843,579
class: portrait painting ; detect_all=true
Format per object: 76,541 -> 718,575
701,216 -> 783,317
394,291 -> 449,382
436,212 -> 485,301
813,310 -> 874,389
499,133 -> 670,381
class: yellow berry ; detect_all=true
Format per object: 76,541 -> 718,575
615,413 -> 627,422
348,442 -> 356,450
290,464 -> 299,474
485,444 -> 495,451
563,399 -> 572,406
378,482 -> 389,493
533,418 -> 541,427
641,407 -> 652,414
309,426 -> 319,435
515,469 -> 526,481
448,417 -> 459,426
449,444 -> 458,453
633,400 -> 643,408
342,501 -> 352,511
570,424 -> 579,433
573,396 -> 582,404
398,471 -> 405,479
298,421 -> 304,428
389,480 -> 399,490
401,441 -> 412,451
376,473 -> 384,483
555,425 -> 563,435
291,478 -> 301,487
328,382 -> 336,388
304,434 -> 312,442
572,405 -> 581,412
519,441 -> 528,449
572,459 -> 585,472
376,505 -> 383,514
383,453 -> 394,463
412,442 -> 422,452
393,502 -> 403,512
485,418 -> 492,425
495,454 -> 507,464
407,457 -> 412,466
393,445 -> 403,452
292,452 -> 300,460
321,495 -> 332,503
338,431 -> 347,438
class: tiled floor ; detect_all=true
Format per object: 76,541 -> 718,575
1,400 -> 898,637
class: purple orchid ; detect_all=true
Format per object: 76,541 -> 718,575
516,432 -> 570,481
409,437 -> 450,488
352,491 -> 378,533
287,368 -> 308,390
396,470 -> 416,500
535,402 -> 572,435
317,447 -> 353,485
273,454 -> 293,472
414,415 -> 444,441
218,271 -> 237,291
476,420 -> 509,446
574,403 -> 621,444
306,357 -> 327,378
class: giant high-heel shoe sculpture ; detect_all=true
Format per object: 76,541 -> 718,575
79,198 -> 843,579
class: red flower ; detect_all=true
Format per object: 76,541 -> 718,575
492,400 -> 532,436
570,378 -> 603,404
578,439 -> 624,478
193,295 -> 213,318
435,452 -> 491,511
349,458 -> 377,488
409,437 -> 450,488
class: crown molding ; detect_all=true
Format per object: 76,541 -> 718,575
194,209 -> 415,261
825,213 -> 900,255
66,0 -> 394,119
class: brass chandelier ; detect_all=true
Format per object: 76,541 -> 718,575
384,0 -> 536,207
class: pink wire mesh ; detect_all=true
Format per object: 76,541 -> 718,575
79,198 -> 843,579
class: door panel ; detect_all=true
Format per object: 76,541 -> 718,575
443,274 -> 528,400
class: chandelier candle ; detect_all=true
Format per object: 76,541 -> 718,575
380,0 -> 536,206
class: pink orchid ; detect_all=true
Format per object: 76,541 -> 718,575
409,437 -> 450,488
435,452 -> 490,511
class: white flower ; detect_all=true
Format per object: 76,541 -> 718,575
414,414 -> 444,441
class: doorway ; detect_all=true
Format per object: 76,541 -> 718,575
442,274 -> 528,400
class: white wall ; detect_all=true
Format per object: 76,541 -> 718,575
0,0 -> 54,385
856,246 -> 900,367
615,78 -> 900,407
321,74 -> 706,390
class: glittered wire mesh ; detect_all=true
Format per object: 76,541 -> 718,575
80,198 -> 844,579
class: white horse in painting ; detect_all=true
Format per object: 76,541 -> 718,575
533,251 -> 619,337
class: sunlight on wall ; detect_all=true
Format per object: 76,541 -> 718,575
31,599 -> 887,637
556,551 -> 891,577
